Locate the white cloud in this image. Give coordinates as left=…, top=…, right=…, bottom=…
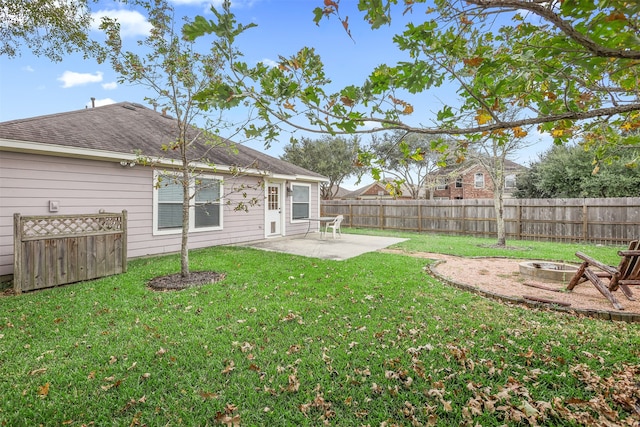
left=102, top=82, right=118, bottom=90
left=169, top=0, right=224, bottom=6
left=258, top=58, right=277, bottom=68
left=22, top=65, right=34, bottom=72
left=86, top=98, right=117, bottom=109
left=362, top=120, right=383, bottom=130
left=92, top=9, right=152, bottom=38
left=58, top=71, right=104, bottom=88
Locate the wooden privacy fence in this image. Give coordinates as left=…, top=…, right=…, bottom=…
left=13, top=211, right=127, bottom=293
left=321, top=198, right=640, bottom=245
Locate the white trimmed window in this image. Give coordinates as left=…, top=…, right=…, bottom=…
left=474, top=173, right=485, bottom=188
left=291, top=183, right=310, bottom=220
left=436, top=178, right=448, bottom=190
left=504, top=174, right=516, bottom=189
left=154, top=172, right=222, bottom=234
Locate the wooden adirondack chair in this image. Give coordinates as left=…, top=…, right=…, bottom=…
left=567, top=240, right=640, bottom=310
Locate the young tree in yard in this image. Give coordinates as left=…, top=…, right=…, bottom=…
left=467, top=140, right=531, bottom=246
left=102, top=0, right=260, bottom=279
left=515, top=144, right=640, bottom=198
left=281, top=136, right=359, bottom=200
left=460, top=105, right=534, bottom=246
left=367, top=130, right=444, bottom=199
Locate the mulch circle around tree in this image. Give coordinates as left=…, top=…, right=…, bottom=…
left=147, top=271, right=226, bottom=291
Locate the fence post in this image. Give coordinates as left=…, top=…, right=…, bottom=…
left=13, top=213, right=22, bottom=294
left=121, top=210, right=128, bottom=273
left=462, top=202, right=466, bottom=235
left=582, top=202, right=588, bottom=242
left=516, top=203, right=522, bottom=240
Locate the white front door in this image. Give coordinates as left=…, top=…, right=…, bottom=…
left=265, top=182, right=283, bottom=236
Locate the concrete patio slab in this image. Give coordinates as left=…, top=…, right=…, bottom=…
left=236, top=233, right=407, bottom=261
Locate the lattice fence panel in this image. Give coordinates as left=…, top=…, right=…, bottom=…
left=13, top=211, right=127, bottom=293
left=20, top=214, right=124, bottom=240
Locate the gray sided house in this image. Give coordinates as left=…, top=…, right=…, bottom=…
left=0, top=102, right=327, bottom=280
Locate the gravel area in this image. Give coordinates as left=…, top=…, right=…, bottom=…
left=382, top=250, right=640, bottom=315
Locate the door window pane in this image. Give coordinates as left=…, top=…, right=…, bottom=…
left=268, top=186, right=279, bottom=210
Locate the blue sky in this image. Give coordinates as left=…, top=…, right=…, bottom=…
left=0, top=0, right=551, bottom=189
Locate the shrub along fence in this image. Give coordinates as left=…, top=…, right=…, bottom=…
left=13, top=211, right=127, bottom=293
left=321, top=198, right=640, bottom=245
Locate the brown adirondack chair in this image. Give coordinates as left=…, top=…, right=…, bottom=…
left=567, top=240, right=640, bottom=310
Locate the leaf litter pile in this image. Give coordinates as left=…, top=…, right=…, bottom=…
left=147, top=270, right=226, bottom=290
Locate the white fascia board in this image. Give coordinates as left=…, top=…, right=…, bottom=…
left=1, top=138, right=131, bottom=161
left=271, top=172, right=328, bottom=183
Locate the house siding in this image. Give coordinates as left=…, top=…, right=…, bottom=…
left=0, top=151, right=318, bottom=278
left=432, top=164, right=523, bottom=200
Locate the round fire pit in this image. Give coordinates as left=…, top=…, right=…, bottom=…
left=519, top=261, right=579, bottom=283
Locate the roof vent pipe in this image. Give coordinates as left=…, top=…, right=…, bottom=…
left=91, top=97, right=95, bottom=108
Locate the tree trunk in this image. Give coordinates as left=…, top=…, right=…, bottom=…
left=181, top=165, right=190, bottom=278
left=494, top=187, right=506, bottom=247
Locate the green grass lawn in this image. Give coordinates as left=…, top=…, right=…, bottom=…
left=1, top=232, right=638, bottom=426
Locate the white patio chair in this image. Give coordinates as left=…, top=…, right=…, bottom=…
left=325, top=215, right=344, bottom=239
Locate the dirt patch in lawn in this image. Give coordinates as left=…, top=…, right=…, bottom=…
left=381, top=249, right=640, bottom=319
left=147, top=271, right=226, bottom=291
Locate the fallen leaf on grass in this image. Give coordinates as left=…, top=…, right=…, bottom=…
left=287, top=344, right=301, bottom=354
left=101, top=379, right=122, bottom=391
left=238, top=342, right=254, bottom=353
left=214, top=403, right=240, bottom=426
left=280, top=312, right=298, bottom=322
left=287, top=374, right=300, bottom=392
left=519, top=401, right=539, bottom=417
left=120, top=396, right=146, bottom=413
left=221, top=360, right=235, bottom=375
left=199, top=391, right=219, bottom=399
left=37, top=382, right=50, bottom=397
left=29, top=368, right=47, bottom=376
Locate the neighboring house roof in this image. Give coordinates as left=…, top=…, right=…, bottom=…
left=0, top=102, right=326, bottom=181
left=332, top=186, right=352, bottom=199
left=342, top=180, right=413, bottom=199
left=432, top=158, right=525, bottom=177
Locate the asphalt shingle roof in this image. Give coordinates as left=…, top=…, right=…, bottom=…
left=0, top=102, right=325, bottom=179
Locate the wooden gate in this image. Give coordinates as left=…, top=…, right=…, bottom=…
left=13, top=211, right=127, bottom=293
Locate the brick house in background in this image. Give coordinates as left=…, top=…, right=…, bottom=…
left=431, top=159, right=526, bottom=200
left=341, top=180, right=416, bottom=200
